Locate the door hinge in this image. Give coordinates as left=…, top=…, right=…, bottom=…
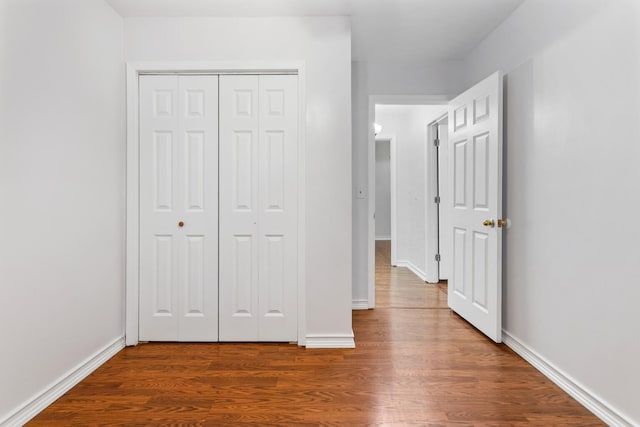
left=435, top=254, right=441, bottom=262
left=433, top=138, right=440, bottom=147
left=434, top=196, right=440, bottom=204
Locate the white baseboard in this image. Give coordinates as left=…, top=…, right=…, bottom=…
left=502, top=331, right=633, bottom=427
left=1, top=336, right=125, bottom=427
left=375, top=237, right=391, bottom=241
left=305, top=332, right=355, bottom=348
left=395, top=260, right=427, bottom=282
left=352, top=298, right=369, bottom=310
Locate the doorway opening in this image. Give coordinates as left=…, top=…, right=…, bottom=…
left=367, top=72, right=505, bottom=343
left=368, top=97, right=450, bottom=308
left=374, top=135, right=396, bottom=264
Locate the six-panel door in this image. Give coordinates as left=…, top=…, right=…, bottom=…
left=139, top=75, right=219, bottom=341
left=219, top=75, right=299, bottom=342
left=447, top=71, right=503, bottom=343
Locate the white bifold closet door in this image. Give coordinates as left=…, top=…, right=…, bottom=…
left=139, top=75, right=219, bottom=342
left=219, top=75, right=299, bottom=342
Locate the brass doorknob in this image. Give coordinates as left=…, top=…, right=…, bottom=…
left=483, top=219, right=495, bottom=227
left=497, top=219, right=507, bottom=228
left=178, top=221, right=185, bottom=227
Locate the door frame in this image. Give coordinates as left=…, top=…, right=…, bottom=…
left=366, top=95, right=450, bottom=309
left=374, top=135, right=397, bottom=266
left=426, top=113, right=449, bottom=283
left=125, top=61, right=307, bottom=346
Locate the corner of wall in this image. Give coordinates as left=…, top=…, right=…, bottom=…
left=1, top=337, right=125, bottom=427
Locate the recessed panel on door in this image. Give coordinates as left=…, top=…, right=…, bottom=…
left=153, top=235, right=174, bottom=316
left=265, top=131, right=285, bottom=211
left=473, top=133, right=490, bottom=210
left=453, top=228, right=466, bottom=298
left=454, top=140, right=468, bottom=208
left=263, top=234, right=285, bottom=317
left=233, top=131, right=254, bottom=211
left=154, top=131, right=174, bottom=211
left=185, top=131, right=205, bottom=211
left=184, top=235, right=205, bottom=315
left=232, top=234, right=254, bottom=317
left=472, top=231, right=489, bottom=312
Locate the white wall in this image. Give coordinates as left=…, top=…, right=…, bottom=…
left=0, top=0, right=125, bottom=422
left=375, top=105, right=445, bottom=278
left=124, top=17, right=353, bottom=343
left=466, top=0, right=640, bottom=424
left=374, top=141, right=391, bottom=239
left=352, top=60, right=465, bottom=302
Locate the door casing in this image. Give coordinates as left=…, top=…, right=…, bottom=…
left=125, top=61, right=307, bottom=346
left=373, top=136, right=396, bottom=266
left=426, top=113, right=450, bottom=283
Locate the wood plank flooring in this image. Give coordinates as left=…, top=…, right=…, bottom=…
left=374, top=240, right=449, bottom=309
left=28, top=241, right=602, bottom=426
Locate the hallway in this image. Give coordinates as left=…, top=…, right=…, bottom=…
left=375, top=240, right=448, bottom=309
left=28, top=243, right=602, bottom=425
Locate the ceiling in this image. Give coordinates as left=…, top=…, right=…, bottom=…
left=105, top=0, right=525, bottom=62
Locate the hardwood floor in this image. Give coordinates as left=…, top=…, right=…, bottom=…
left=28, top=241, right=602, bottom=426
left=375, top=240, right=448, bottom=309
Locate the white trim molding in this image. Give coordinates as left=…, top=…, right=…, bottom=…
left=370, top=133, right=397, bottom=307
left=125, top=61, right=307, bottom=347
left=305, top=332, right=356, bottom=348
left=1, top=337, right=125, bottom=427
left=375, top=237, right=391, bottom=241
left=503, top=331, right=634, bottom=427
left=352, top=299, right=370, bottom=310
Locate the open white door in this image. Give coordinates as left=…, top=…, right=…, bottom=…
left=447, top=71, right=503, bottom=343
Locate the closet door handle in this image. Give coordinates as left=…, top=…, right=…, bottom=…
left=178, top=221, right=185, bottom=227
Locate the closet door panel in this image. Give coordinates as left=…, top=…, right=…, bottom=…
left=258, top=75, right=298, bottom=342
left=140, top=76, right=180, bottom=341
left=176, top=75, right=219, bottom=341
left=139, top=75, right=219, bottom=342
left=219, top=75, right=260, bottom=341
